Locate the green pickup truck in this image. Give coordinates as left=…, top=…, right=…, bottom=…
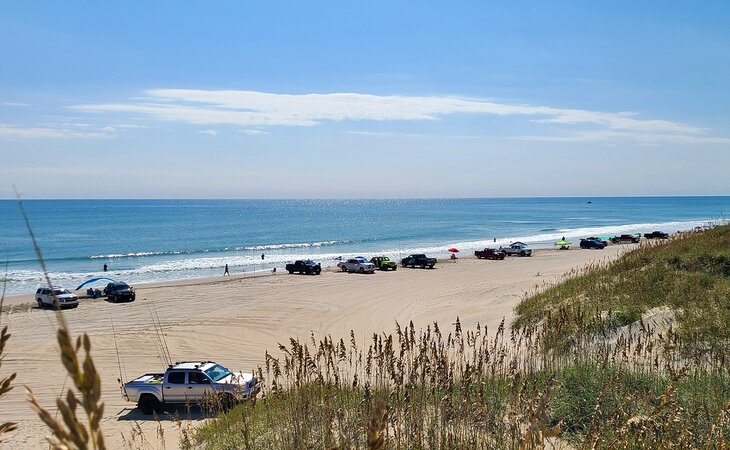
left=370, top=256, right=398, bottom=271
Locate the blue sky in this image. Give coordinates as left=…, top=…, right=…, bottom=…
left=1, top=1, right=729, bottom=198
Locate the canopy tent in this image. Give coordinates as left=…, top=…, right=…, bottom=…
left=75, top=277, right=116, bottom=291
left=554, top=240, right=571, bottom=250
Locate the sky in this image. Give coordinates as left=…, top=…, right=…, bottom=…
left=1, top=1, right=729, bottom=198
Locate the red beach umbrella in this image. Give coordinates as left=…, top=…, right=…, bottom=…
left=448, top=248, right=459, bottom=253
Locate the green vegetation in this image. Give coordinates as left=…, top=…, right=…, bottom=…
left=193, top=227, right=730, bottom=449
left=514, top=226, right=730, bottom=355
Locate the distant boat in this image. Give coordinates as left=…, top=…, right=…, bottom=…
left=586, top=199, right=592, bottom=204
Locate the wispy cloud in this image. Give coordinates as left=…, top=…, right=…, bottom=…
left=238, top=129, right=269, bottom=136
left=3, top=102, right=31, bottom=107
left=0, top=124, right=116, bottom=139
left=513, top=130, right=730, bottom=145
left=198, top=129, right=219, bottom=136
left=71, top=89, right=705, bottom=136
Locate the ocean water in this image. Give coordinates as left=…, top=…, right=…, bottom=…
left=1, top=197, right=728, bottom=296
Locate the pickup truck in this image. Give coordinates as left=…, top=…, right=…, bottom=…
left=474, top=248, right=506, bottom=260
left=338, top=257, right=376, bottom=273
left=401, top=254, right=436, bottom=269
left=122, top=361, right=259, bottom=414
left=611, top=234, right=641, bottom=244
left=285, top=260, right=322, bottom=275
left=644, top=231, right=669, bottom=239
left=500, top=242, right=533, bottom=257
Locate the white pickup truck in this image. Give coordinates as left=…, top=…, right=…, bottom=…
left=338, top=256, right=377, bottom=273
left=122, top=361, right=259, bottom=414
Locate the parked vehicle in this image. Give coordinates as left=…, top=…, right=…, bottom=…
left=36, top=287, right=79, bottom=309
left=104, top=281, right=136, bottom=302
left=611, top=234, right=640, bottom=244
left=580, top=238, right=607, bottom=249
left=370, top=256, right=397, bottom=271
left=339, top=257, right=376, bottom=273
left=474, top=248, right=506, bottom=260
left=122, top=361, right=259, bottom=414
left=644, top=231, right=669, bottom=239
left=501, top=242, right=533, bottom=257
left=285, top=260, right=322, bottom=275
left=401, top=254, right=437, bottom=269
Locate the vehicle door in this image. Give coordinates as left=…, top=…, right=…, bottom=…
left=186, top=371, right=214, bottom=402
left=163, top=371, right=188, bottom=402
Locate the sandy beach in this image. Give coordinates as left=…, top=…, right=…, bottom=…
left=0, top=247, right=627, bottom=449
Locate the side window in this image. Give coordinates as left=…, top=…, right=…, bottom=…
left=167, top=372, right=185, bottom=384
left=188, top=372, right=208, bottom=384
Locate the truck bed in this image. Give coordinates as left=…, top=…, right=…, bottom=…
left=129, top=373, right=164, bottom=384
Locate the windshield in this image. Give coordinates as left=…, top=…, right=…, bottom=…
left=53, top=289, right=71, bottom=295
left=204, top=364, right=233, bottom=382
left=113, top=283, right=129, bottom=289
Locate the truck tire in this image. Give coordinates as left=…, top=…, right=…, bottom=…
left=139, top=394, right=161, bottom=415
left=37, top=299, right=43, bottom=308
left=520, top=251, right=526, bottom=256
left=420, top=263, right=425, bottom=269
left=359, top=267, right=364, bottom=273
left=288, top=269, right=293, bottom=274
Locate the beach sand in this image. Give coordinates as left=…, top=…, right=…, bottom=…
left=0, top=246, right=626, bottom=449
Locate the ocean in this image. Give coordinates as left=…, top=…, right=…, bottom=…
left=1, top=197, right=728, bottom=296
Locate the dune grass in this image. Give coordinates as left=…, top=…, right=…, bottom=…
left=514, top=226, right=730, bottom=355
left=193, top=228, right=730, bottom=449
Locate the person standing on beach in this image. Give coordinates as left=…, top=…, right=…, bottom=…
left=261, top=253, right=265, bottom=260
left=223, top=264, right=230, bottom=276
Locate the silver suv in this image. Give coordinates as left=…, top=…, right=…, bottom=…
left=36, top=287, right=79, bottom=309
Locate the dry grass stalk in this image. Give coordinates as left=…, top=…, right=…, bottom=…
left=17, top=197, right=106, bottom=449
left=0, top=263, right=18, bottom=441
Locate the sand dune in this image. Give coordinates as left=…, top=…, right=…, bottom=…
left=0, top=247, right=626, bottom=449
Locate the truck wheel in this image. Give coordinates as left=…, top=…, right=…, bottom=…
left=139, top=395, right=161, bottom=415
left=520, top=251, right=526, bottom=256
left=37, top=299, right=43, bottom=308
left=392, top=266, right=396, bottom=271
left=288, top=269, right=293, bottom=274
left=359, top=267, right=364, bottom=274
left=420, top=264, right=425, bottom=269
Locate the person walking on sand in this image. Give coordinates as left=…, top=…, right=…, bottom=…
left=223, top=264, right=230, bottom=276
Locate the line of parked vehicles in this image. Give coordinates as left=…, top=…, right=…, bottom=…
left=35, top=281, right=136, bottom=309
left=281, top=231, right=673, bottom=277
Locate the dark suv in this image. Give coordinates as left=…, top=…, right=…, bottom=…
left=104, top=282, right=136, bottom=303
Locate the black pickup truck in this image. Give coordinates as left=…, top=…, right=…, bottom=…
left=285, top=260, right=322, bottom=275
left=644, top=231, right=669, bottom=239
left=401, top=254, right=436, bottom=269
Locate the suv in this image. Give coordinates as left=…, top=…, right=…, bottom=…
left=580, top=238, right=607, bottom=249
left=36, top=287, right=79, bottom=309
left=338, top=257, right=376, bottom=273
left=104, top=282, right=136, bottom=303
left=370, top=256, right=397, bottom=271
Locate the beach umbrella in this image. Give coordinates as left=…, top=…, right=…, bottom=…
left=75, top=277, right=116, bottom=291
left=448, top=248, right=459, bottom=253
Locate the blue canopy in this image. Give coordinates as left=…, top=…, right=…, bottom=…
left=75, top=277, right=116, bottom=291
